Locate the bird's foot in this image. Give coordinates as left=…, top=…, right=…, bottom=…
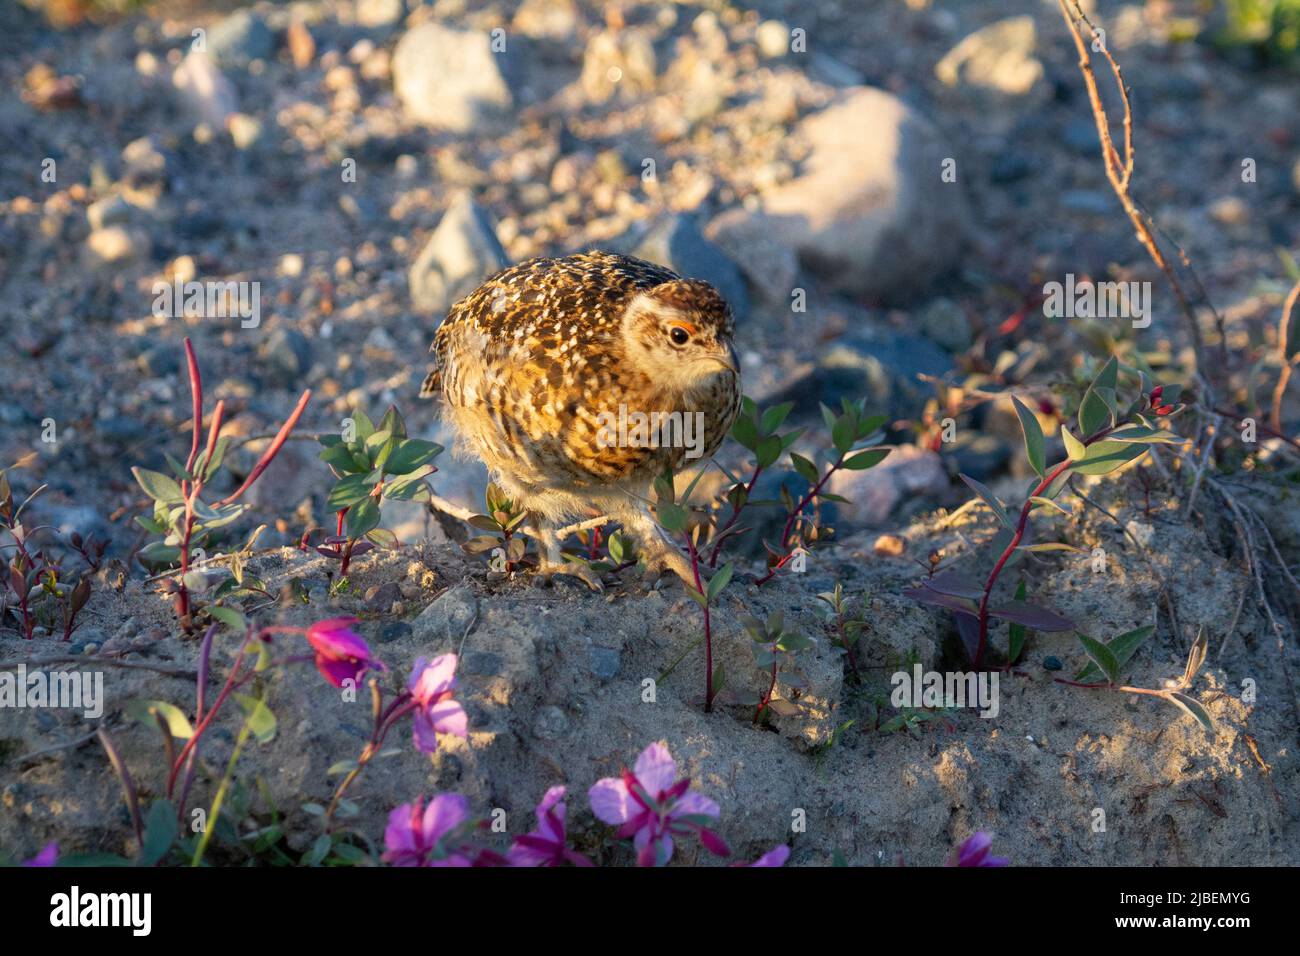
left=535, top=556, right=605, bottom=592
left=639, top=544, right=698, bottom=590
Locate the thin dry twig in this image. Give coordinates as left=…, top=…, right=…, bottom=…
left=1057, top=0, right=1209, bottom=385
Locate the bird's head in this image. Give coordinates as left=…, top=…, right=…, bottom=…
left=619, top=278, right=739, bottom=394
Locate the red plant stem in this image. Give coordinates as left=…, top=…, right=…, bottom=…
left=167, top=636, right=251, bottom=797
left=707, top=463, right=763, bottom=568
left=973, top=424, right=1114, bottom=668
left=202, top=400, right=225, bottom=472
left=754, top=455, right=846, bottom=585
left=340, top=539, right=354, bottom=576
left=686, top=535, right=715, bottom=713
left=219, top=389, right=312, bottom=505
left=755, top=660, right=778, bottom=722
left=182, top=338, right=204, bottom=476
left=335, top=509, right=346, bottom=537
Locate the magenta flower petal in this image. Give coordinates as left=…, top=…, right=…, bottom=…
left=954, top=831, right=1008, bottom=867
left=672, top=791, right=721, bottom=821
left=588, top=778, right=633, bottom=825
left=748, top=844, right=791, bottom=867
left=633, top=742, right=677, bottom=797
left=305, top=617, right=383, bottom=688
left=22, top=841, right=58, bottom=867
left=428, top=698, right=468, bottom=737
left=422, top=793, right=469, bottom=845
left=409, top=654, right=458, bottom=702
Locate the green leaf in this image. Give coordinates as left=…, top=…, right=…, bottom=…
left=234, top=694, right=277, bottom=744
left=1078, top=389, right=1111, bottom=438
left=1074, top=624, right=1155, bottom=683
left=384, top=439, right=443, bottom=476
left=790, top=452, right=820, bottom=485
left=208, top=606, right=246, bottom=632
left=1061, top=425, right=1087, bottom=462
left=327, top=474, right=372, bottom=509
left=346, top=498, right=381, bottom=539
left=1029, top=496, right=1072, bottom=516
left=383, top=467, right=435, bottom=501
left=139, top=800, right=178, bottom=867
left=126, top=700, right=194, bottom=739
left=302, top=834, right=332, bottom=866
left=959, top=474, right=1012, bottom=529
left=1012, top=396, right=1046, bottom=476
left=1077, top=633, right=1120, bottom=684
left=731, top=414, right=758, bottom=451
left=819, top=402, right=837, bottom=433
left=756, top=435, right=783, bottom=469
left=132, top=468, right=185, bottom=504
left=842, top=448, right=890, bottom=470
left=365, top=528, right=400, bottom=550
left=378, top=405, right=407, bottom=440
left=327, top=759, right=360, bottom=776
left=831, top=415, right=854, bottom=454
left=706, top=562, right=734, bottom=601
left=1164, top=692, right=1215, bottom=736
left=655, top=502, right=688, bottom=534
left=760, top=402, right=794, bottom=435
left=320, top=443, right=360, bottom=473
left=349, top=410, right=375, bottom=443
left=1107, top=426, right=1185, bottom=445
left=988, top=603, right=1074, bottom=631
left=1072, top=440, right=1148, bottom=475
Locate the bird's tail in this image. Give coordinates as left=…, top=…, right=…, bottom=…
left=419, top=368, right=440, bottom=399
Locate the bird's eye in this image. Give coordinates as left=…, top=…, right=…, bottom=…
left=669, top=326, right=690, bottom=346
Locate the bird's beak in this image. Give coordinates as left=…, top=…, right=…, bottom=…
left=699, top=347, right=738, bottom=376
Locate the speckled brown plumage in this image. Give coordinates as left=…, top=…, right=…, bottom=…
left=421, top=250, right=742, bottom=587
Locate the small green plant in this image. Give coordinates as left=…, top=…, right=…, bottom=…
left=741, top=610, right=814, bottom=723
left=1214, top=0, right=1300, bottom=63
left=814, top=582, right=865, bottom=678
left=1058, top=625, right=1215, bottom=734
left=906, top=355, right=1188, bottom=669
left=315, top=405, right=442, bottom=577
left=461, top=482, right=529, bottom=572
left=1, top=462, right=95, bottom=641
left=134, top=338, right=311, bottom=632
left=713, top=397, right=891, bottom=581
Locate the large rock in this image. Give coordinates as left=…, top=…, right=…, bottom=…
left=207, top=10, right=276, bottom=67
left=709, top=87, right=971, bottom=303
left=935, top=16, right=1045, bottom=98
left=633, top=214, right=750, bottom=322
left=392, top=23, right=515, bottom=132
left=408, top=191, right=509, bottom=313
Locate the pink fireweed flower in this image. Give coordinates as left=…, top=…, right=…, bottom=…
left=508, top=786, right=593, bottom=867
left=305, top=617, right=385, bottom=688
left=407, top=654, right=467, bottom=754
left=588, top=742, right=730, bottom=867
left=22, top=841, right=58, bottom=867
left=951, top=832, right=1009, bottom=867
left=383, top=794, right=476, bottom=867
left=742, top=844, right=791, bottom=867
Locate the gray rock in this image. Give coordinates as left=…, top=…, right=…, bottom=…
left=172, top=50, right=238, bottom=128
left=633, top=214, right=749, bottom=321
left=408, top=190, right=509, bottom=313
left=827, top=444, right=948, bottom=526
left=87, top=196, right=132, bottom=232
left=364, top=581, right=402, bottom=613
left=356, top=0, right=405, bottom=29
left=257, top=326, right=312, bottom=384
left=709, top=87, right=970, bottom=303
left=208, top=10, right=276, bottom=67
left=951, top=433, right=1011, bottom=482
left=589, top=646, right=622, bottom=681
left=915, top=297, right=971, bottom=353
left=86, top=226, right=149, bottom=264
left=935, top=16, right=1044, bottom=98
left=411, top=584, right=478, bottom=646
left=392, top=23, right=515, bottom=132
left=376, top=620, right=413, bottom=644
left=462, top=651, right=504, bottom=676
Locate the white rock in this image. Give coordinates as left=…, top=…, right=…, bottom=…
left=408, top=190, right=509, bottom=313
left=392, top=23, right=513, bottom=132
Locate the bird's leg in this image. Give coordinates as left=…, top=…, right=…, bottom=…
left=617, top=507, right=697, bottom=588
left=533, top=517, right=604, bottom=591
